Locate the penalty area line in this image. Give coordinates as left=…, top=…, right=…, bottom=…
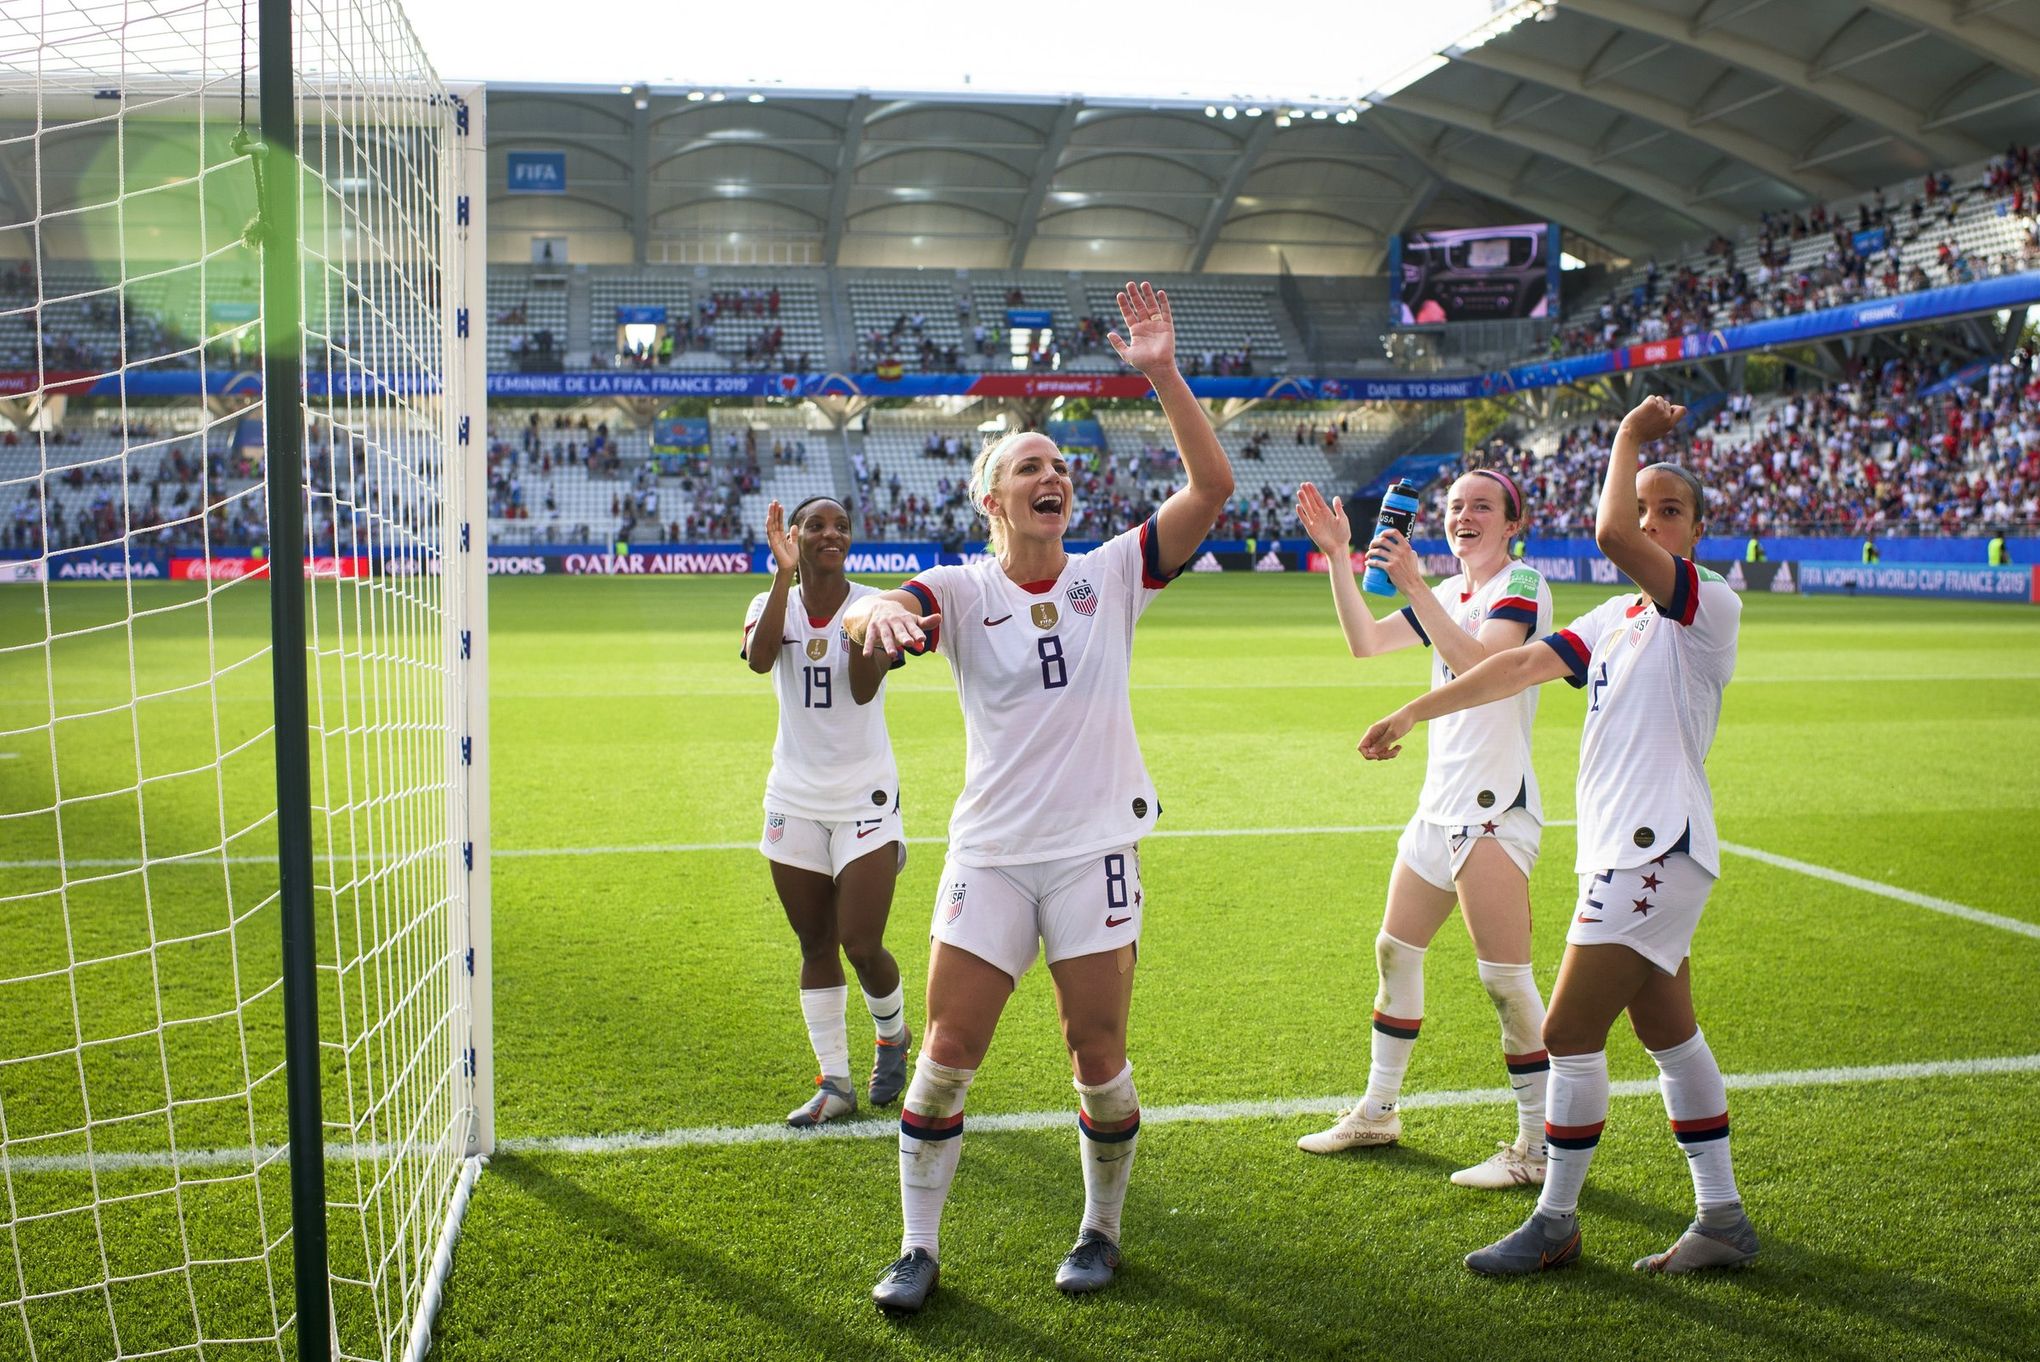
left=10, top=1054, right=2037, bottom=1173
left=1721, top=840, right=2040, bottom=941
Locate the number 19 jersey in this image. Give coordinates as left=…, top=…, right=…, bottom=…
left=742, top=581, right=900, bottom=822
left=903, top=516, right=1180, bottom=867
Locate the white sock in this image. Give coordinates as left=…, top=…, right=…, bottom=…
left=899, top=1054, right=974, bottom=1260
left=1648, top=1029, right=1741, bottom=1221
left=863, top=985, right=907, bottom=1042
left=798, top=985, right=850, bottom=1082
left=1476, top=959, right=1549, bottom=1155
left=1536, top=1050, right=1608, bottom=1219
left=1364, top=932, right=1426, bottom=1119
left=1074, top=1062, right=1140, bottom=1244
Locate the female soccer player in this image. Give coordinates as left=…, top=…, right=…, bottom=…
left=743, top=495, right=912, bottom=1128
left=1360, top=395, right=1757, bottom=1276
left=1292, top=470, right=1555, bottom=1189
left=845, top=282, right=1233, bottom=1314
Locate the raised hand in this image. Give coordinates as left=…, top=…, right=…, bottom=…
left=1106, top=280, right=1176, bottom=378
left=764, top=500, right=799, bottom=575
left=1295, top=482, right=1352, bottom=555
left=1620, top=394, right=1687, bottom=444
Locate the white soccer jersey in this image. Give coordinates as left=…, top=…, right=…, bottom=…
left=742, top=581, right=901, bottom=822
left=1541, top=556, right=1740, bottom=876
left=1399, top=563, right=1552, bottom=826
left=902, top=516, right=1181, bottom=867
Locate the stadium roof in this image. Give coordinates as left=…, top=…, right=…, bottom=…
left=475, top=0, right=2040, bottom=272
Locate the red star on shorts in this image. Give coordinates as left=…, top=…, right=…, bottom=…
left=1632, top=898, right=1654, bottom=915
left=1651, top=851, right=1673, bottom=867
left=1640, top=873, right=1662, bottom=891
left=1481, top=820, right=1499, bottom=835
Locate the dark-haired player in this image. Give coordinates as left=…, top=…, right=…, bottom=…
left=743, top=495, right=912, bottom=1127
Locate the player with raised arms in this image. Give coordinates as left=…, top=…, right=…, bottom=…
left=1359, top=395, right=1757, bottom=1276
left=742, top=495, right=913, bottom=1128
left=1291, top=469, right=1555, bottom=1189
left=845, top=281, right=1233, bottom=1315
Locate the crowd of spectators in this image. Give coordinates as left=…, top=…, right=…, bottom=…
left=1552, top=146, right=2040, bottom=360
left=1426, top=348, right=2040, bottom=540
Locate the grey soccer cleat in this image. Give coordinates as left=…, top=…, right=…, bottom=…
left=1054, top=1230, right=1122, bottom=1295
left=872, top=1247, right=939, bottom=1315
left=869, top=1024, right=912, bottom=1106
left=786, top=1075, right=856, bottom=1128
left=1634, top=1209, right=1759, bottom=1274
left=1464, top=1210, right=1583, bottom=1276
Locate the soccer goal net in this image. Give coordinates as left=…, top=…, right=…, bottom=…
left=0, top=2, right=489, bottom=1359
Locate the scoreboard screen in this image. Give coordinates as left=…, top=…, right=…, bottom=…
left=1390, top=222, right=1560, bottom=326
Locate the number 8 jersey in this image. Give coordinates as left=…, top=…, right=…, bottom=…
left=742, top=581, right=901, bottom=821
left=903, top=516, right=1180, bottom=867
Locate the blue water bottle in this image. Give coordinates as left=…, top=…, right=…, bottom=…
left=1362, top=479, right=1421, bottom=596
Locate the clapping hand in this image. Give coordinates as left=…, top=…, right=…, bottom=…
left=764, top=500, right=799, bottom=576
left=1106, top=281, right=1176, bottom=378
left=1296, top=482, right=1352, bottom=556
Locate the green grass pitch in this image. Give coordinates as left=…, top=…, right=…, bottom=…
left=4, top=574, right=2038, bottom=1361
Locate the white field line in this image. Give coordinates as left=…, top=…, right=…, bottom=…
left=485, top=672, right=2040, bottom=700
left=9, top=1053, right=2037, bottom=1173
left=5, top=824, right=2034, bottom=946
left=1720, top=841, right=2040, bottom=941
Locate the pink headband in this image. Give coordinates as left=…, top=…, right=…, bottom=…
left=1467, top=468, right=1523, bottom=520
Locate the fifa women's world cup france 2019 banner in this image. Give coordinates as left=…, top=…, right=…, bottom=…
left=1796, top=561, right=2037, bottom=602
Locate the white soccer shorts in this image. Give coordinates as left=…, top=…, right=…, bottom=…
left=760, top=809, right=907, bottom=879
left=1565, top=851, right=1715, bottom=975
left=1396, top=808, right=1540, bottom=893
left=929, top=845, right=1143, bottom=982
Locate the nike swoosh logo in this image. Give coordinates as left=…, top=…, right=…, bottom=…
left=856, top=821, right=882, bottom=838
left=1095, top=1150, right=1133, bottom=1163
left=1575, top=914, right=1601, bottom=924
left=983, top=614, right=1011, bottom=626
left=1105, top=915, right=1131, bottom=927
left=1510, top=1081, right=1532, bottom=1091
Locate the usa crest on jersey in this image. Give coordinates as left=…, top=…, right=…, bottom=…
left=1067, top=579, right=1098, bottom=617
left=944, top=880, right=967, bottom=923
left=765, top=812, right=786, bottom=843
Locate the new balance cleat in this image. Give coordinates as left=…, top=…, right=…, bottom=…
left=872, top=1248, right=939, bottom=1314
left=1054, top=1231, right=1121, bottom=1294
left=869, top=1024, right=912, bottom=1106
left=1464, top=1210, right=1582, bottom=1276
left=787, top=1075, right=856, bottom=1128
left=1634, top=1210, right=1759, bottom=1274
left=1296, top=1102, right=1401, bottom=1154
left=1450, top=1139, right=1548, bottom=1190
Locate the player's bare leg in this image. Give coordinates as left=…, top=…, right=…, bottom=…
left=1453, top=840, right=1548, bottom=1188
left=835, top=843, right=910, bottom=1104
left=771, top=862, right=856, bottom=1127
left=1048, top=946, right=1138, bottom=1293
left=1626, top=962, right=1756, bottom=1273
left=1469, top=943, right=1651, bottom=1274
left=876, top=943, right=1013, bottom=1315
left=1301, top=861, right=1453, bottom=1153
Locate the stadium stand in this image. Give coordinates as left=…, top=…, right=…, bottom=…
left=1552, top=149, right=2039, bottom=361
left=846, top=273, right=971, bottom=372
left=487, top=270, right=569, bottom=371
left=1431, top=352, right=2038, bottom=539
left=1083, top=281, right=1287, bottom=375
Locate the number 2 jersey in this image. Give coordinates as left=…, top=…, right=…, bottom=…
left=741, top=581, right=900, bottom=821
left=1399, top=563, right=1553, bottom=826
left=902, top=516, right=1181, bottom=867
left=1540, top=556, right=1740, bottom=876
